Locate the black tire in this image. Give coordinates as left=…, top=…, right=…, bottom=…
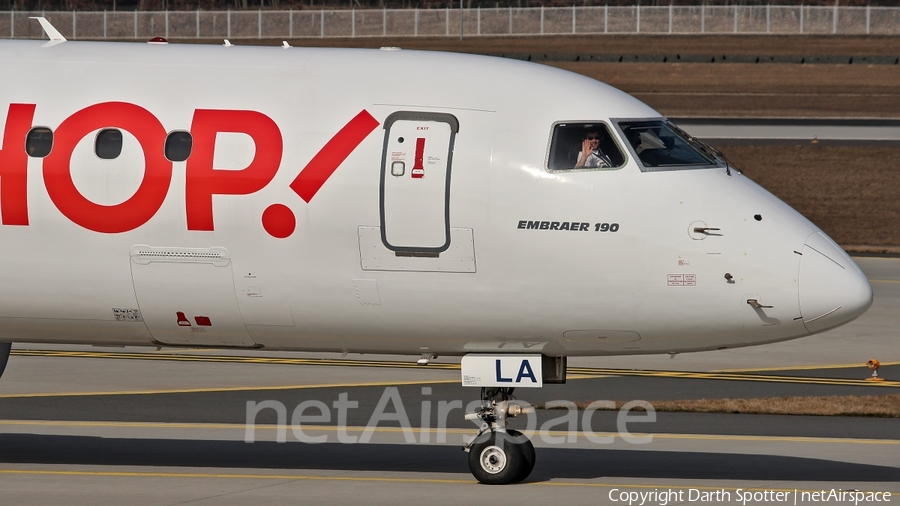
left=505, top=429, right=536, bottom=483
left=467, top=430, right=523, bottom=485
left=0, top=342, right=10, bottom=380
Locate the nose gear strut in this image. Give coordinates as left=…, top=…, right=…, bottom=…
left=463, top=387, right=536, bottom=484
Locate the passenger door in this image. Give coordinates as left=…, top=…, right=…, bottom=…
left=380, top=111, right=459, bottom=254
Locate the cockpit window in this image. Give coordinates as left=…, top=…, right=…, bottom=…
left=547, top=122, right=626, bottom=171
left=615, top=120, right=719, bottom=171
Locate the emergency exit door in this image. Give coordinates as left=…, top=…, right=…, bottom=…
left=380, top=111, right=459, bottom=253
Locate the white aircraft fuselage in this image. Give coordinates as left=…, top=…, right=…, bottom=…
left=0, top=39, right=872, bottom=358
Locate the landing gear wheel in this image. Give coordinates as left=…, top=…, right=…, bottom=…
left=467, top=431, right=523, bottom=485
left=506, top=429, right=536, bottom=483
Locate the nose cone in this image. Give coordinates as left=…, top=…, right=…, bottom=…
left=799, top=232, right=873, bottom=334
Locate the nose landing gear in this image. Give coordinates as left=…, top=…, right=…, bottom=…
left=463, top=387, right=536, bottom=484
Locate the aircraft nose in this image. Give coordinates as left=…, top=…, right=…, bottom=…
left=798, top=232, right=873, bottom=334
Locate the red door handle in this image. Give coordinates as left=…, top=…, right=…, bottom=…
left=412, top=137, right=425, bottom=178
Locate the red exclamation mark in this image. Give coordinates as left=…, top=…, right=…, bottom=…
left=411, top=138, right=425, bottom=179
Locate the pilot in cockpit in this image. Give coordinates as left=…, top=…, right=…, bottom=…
left=574, top=129, right=614, bottom=168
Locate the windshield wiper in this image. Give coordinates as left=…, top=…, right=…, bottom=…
left=668, top=121, right=740, bottom=176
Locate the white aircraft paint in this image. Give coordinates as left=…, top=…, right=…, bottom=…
left=0, top=36, right=872, bottom=360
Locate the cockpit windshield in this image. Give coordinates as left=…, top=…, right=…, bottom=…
left=547, top=122, right=627, bottom=171
left=615, top=120, right=720, bottom=170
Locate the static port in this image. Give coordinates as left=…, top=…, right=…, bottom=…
left=754, top=214, right=763, bottom=221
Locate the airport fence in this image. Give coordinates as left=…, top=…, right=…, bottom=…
left=2, top=5, right=900, bottom=40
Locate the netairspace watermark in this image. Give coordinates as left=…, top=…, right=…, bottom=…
left=609, top=488, right=892, bottom=505
left=243, top=386, right=656, bottom=445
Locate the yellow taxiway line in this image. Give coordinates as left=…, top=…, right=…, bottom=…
left=566, top=367, right=900, bottom=387
left=1, top=419, right=897, bottom=446
left=0, top=468, right=896, bottom=494
left=10, top=349, right=462, bottom=370
left=715, top=361, right=900, bottom=373
left=8, top=350, right=899, bottom=395
left=0, top=379, right=460, bottom=399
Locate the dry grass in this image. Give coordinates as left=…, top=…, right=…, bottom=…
left=201, top=34, right=900, bottom=117
left=720, top=145, right=900, bottom=246
left=202, top=36, right=900, bottom=244
left=547, top=62, right=900, bottom=117
left=545, top=395, right=900, bottom=417
left=551, top=61, right=900, bottom=95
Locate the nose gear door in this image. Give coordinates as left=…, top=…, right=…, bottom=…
left=379, top=111, right=459, bottom=254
